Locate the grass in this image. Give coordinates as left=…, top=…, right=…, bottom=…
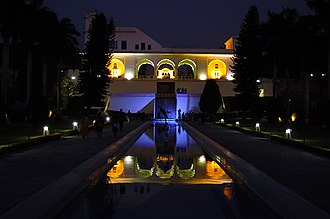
left=216, top=118, right=330, bottom=153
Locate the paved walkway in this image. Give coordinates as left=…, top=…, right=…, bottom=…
left=1, top=120, right=330, bottom=218
left=185, top=121, right=330, bottom=217
left=0, top=121, right=143, bottom=216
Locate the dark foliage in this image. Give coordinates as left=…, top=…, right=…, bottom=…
left=77, top=12, right=115, bottom=108
left=27, top=93, right=49, bottom=126
left=66, top=96, right=84, bottom=120
left=231, top=5, right=261, bottom=113
left=199, top=79, right=222, bottom=114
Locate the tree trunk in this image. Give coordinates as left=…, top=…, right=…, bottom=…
left=42, top=60, right=48, bottom=97
left=1, top=36, right=10, bottom=111
left=303, top=76, right=309, bottom=126
left=285, top=68, right=291, bottom=126
left=272, top=60, right=278, bottom=100
left=328, top=36, right=330, bottom=100
left=26, top=47, right=33, bottom=107
left=57, top=66, right=62, bottom=116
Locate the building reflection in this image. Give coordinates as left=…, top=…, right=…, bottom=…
left=106, top=122, right=231, bottom=184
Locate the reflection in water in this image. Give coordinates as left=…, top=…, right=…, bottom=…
left=106, top=121, right=231, bottom=184
left=102, top=122, right=281, bottom=219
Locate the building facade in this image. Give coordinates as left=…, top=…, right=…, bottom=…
left=78, top=14, right=273, bottom=119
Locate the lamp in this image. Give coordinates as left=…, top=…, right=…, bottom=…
left=43, top=126, right=50, bottom=136
left=255, top=123, right=260, bottom=132
left=72, top=122, right=78, bottom=130
left=285, top=129, right=292, bottom=139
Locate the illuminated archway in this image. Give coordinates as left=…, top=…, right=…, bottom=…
left=107, top=59, right=125, bottom=78
left=134, top=157, right=154, bottom=178
left=208, top=60, right=226, bottom=79
left=156, top=59, right=175, bottom=79
left=107, top=159, right=124, bottom=178
left=178, top=59, right=197, bottom=79
left=136, top=59, right=155, bottom=78
left=206, top=161, right=226, bottom=179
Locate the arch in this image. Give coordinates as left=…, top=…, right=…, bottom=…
left=107, top=58, right=125, bottom=78
left=178, top=59, right=197, bottom=79
left=156, top=59, right=176, bottom=79
left=106, top=159, right=124, bottom=178
left=135, top=59, right=155, bottom=78
left=208, top=60, right=226, bottom=79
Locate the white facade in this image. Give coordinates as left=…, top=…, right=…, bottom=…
left=81, top=14, right=273, bottom=118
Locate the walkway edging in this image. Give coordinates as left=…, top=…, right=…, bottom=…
left=182, top=121, right=330, bottom=219
left=1, top=121, right=151, bottom=219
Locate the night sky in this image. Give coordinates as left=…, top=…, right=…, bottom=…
left=43, top=0, right=312, bottom=49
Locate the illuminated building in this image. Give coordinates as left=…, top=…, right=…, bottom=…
left=79, top=13, right=273, bottom=119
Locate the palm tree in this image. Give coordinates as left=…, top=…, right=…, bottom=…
left=307, top=0, right=330, bottom=125
left=0, top=0, right=26, bottom=123
left=261, top=8, right=302, bottom=124
left=36, top=14, right=80, bottom=114
left=20, top=0, right=52, bottom=107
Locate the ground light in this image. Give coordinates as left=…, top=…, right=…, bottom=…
left=255, top=123, right=260, bottom=132
left=106, top=116, right=110, bottom=123
left=220, top=119, right=225, bottom=124
left=72, top=122, right=78, bottom=130
left=43, top=126, right=50, bottom=136
left=235, top=121, right=240, bottom=127
left=285, top=128, right=292, bottom=139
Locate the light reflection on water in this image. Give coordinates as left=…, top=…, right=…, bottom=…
left=103, top=122, right=280, bottom=219
left=106, top=121, right=232, bottom=185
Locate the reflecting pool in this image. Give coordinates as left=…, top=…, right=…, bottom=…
left=104, top=121, right=280, bottom=219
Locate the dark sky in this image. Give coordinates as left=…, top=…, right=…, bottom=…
left=43, top=0, right=312, bottom=49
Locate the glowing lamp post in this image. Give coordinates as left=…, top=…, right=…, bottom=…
left=235, top=121, right=240, bottom=127
left=255, top=123, right=260, bottom=132
left=72, top=122, right=78, bottom=130
left=220, top=119, right=224, bottom=124
left=285, top=129, right=292, bottom=139
left=43, top=126, right=50, bottom=136
left=106, top=116, right=110, bottom=123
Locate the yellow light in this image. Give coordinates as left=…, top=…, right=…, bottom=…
left=198, top=155, right=206, bottom=163
left=206, top=161, right=226, bottom=179
left=199, top=74, right=207, bottom=80
left=291, top=113, right=297, bottom=122
left=107, top=159, right=124, bottom=178
left=48, top=110, right=52, bottom=118
left=278, top=117, right=283, bottom=123
left=223, top=186, right=233, bottom=200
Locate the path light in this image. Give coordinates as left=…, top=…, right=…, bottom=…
left=72, top=122, right=78, bottom=130
left=43, top=126, right=50, bottom=136
left=220, top=119, right=224, bottom=124
left=235, top=121, right=240, bottom=127
left=106, top=116, right=110, bottom=123
left=285, top=129, right=292, bottom=139
left=255, top=123, right=260, bottom=132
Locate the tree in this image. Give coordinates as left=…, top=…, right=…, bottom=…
left=77, top=12, right=115, bottom=108
left=307, top=0, right=330, bottom=125
left=230, top=5, right=262, bottom=117
left=0, top=0, right=26, bottom=125
left=199, top=79, right=222, bottom=122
